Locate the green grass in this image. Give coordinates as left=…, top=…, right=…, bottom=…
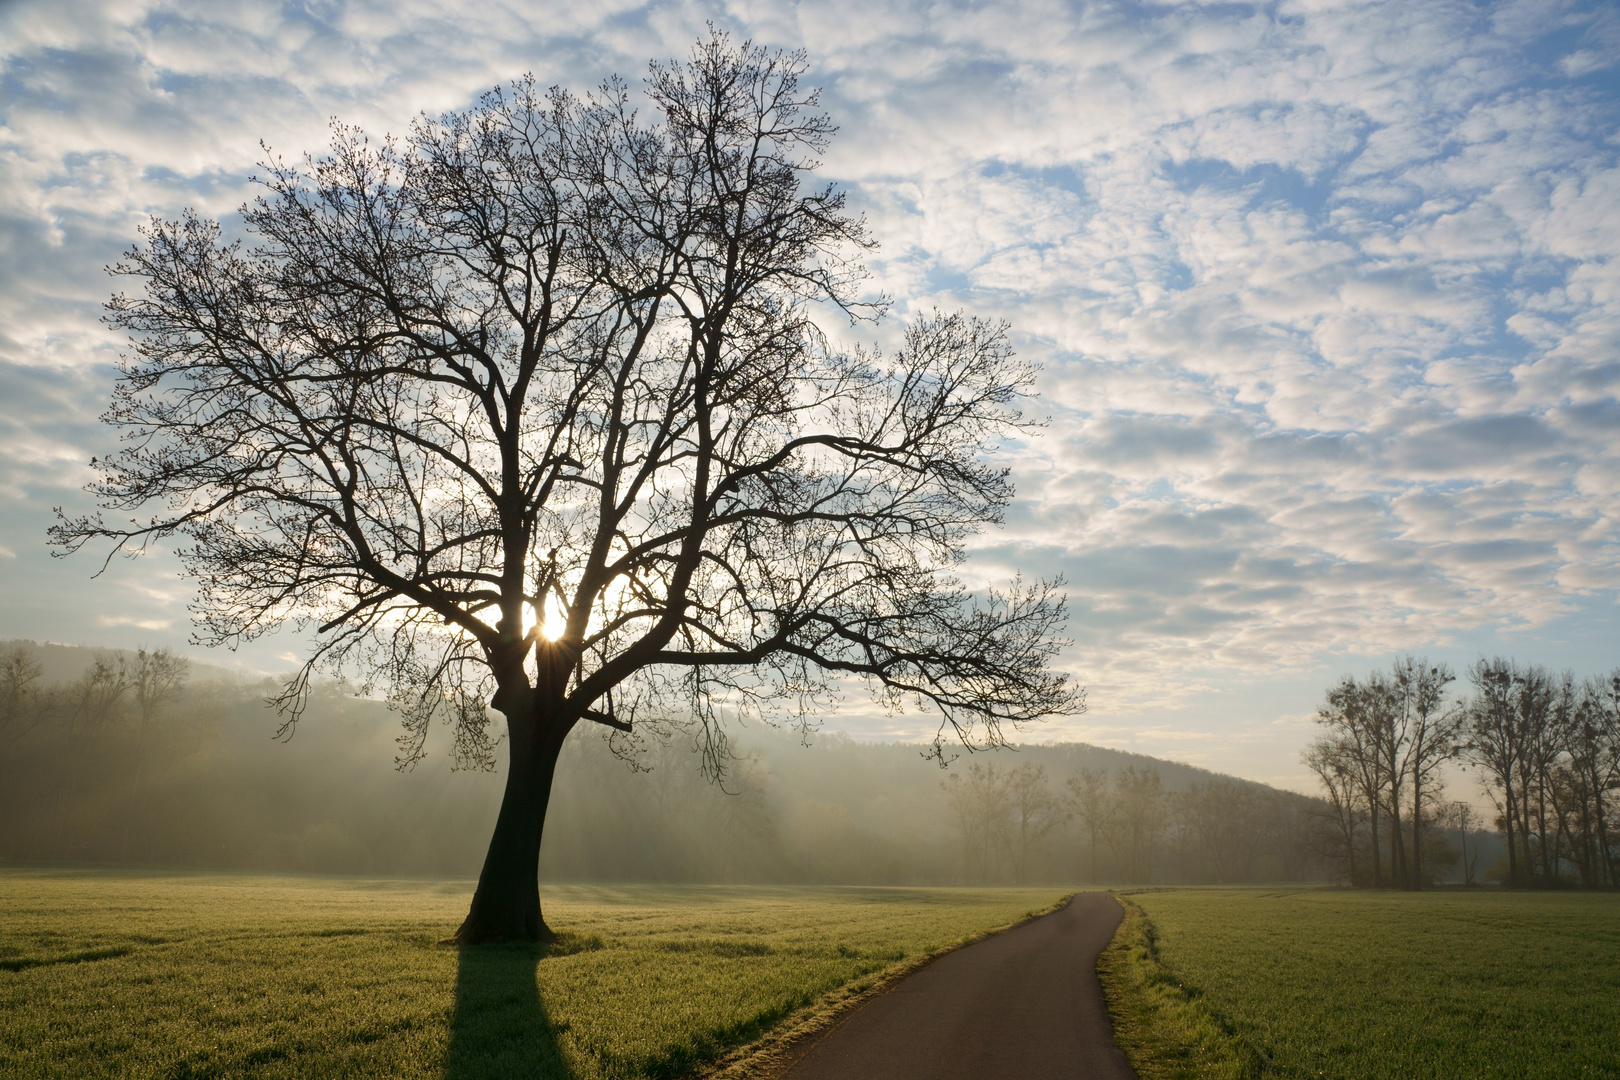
left=1097, top=895, right=1259, bottom=1080
left=0, top=870, right=1067, bottom=1079
left=1106, top=887, right=1620, bottom=1080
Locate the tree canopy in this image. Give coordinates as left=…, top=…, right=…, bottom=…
left=53, top=33, right=1078, bottom=941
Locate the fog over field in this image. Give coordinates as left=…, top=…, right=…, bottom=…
left=2, top=642, right=1361, bottom=885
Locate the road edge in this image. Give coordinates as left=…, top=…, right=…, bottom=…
left=693, top=891, right=1079, bottom=1080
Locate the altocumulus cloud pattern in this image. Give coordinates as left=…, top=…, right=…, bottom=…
left=0, top=0, right=1616, bottom=764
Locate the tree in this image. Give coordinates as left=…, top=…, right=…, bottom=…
left=1446, top=800, right=1480, bottom=886
left=1065, top=767, right=1110, bottom=881
left=50, top=34, right=1076, bottom=942
left=1573, top=673, right=1620, bottom=885
left=1114, top=766, right=1165, bottom=882
left=1006, top=763, right=1065, bottom=883
left=1466, top=658, right=1533, bottom=885
left=133, top=647, right=190, bottom=728
left=1303, top=735, right=1364, bottom=884
left=1391, top=656, right=1459, bottom=890
left=1316, top=675, right=1389, bottom=886
left=1365, top=671, right=1410, bottom=888
left=0, top=645, right=44, bottom=746
left=65, top=654, right=133, bottom=731
left=943, top=762, right=1012, bottom=882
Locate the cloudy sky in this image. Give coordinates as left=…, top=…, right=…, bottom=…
left=2, top=0, right=1616, bottom=789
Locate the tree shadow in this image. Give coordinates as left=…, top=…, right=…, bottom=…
left=444, top=943, right=578, bottom=1080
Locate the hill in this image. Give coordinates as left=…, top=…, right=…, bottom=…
left=0, top=641, right=1331, bottom=884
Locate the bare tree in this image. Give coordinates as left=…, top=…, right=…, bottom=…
left=1446, top=801, right=1481, bottom=885
left=50, top=35, right=1076, bottom=942
left=132, top=647, right=191, bottom=728
left=0, top=645, right=44, bottom=746
left=65, top=654, right=133, bottom=731
left=1363, top=671, right=1412, bottom=888
left=1303, top=736, right=1364, bottom=883
left=1065, top=767, right=1110, bottom=882
left=1114, top=766, right=1165, bottom=883
left=1392, top=656, right=1460, bottom=890
left=1317, top=675, right=1389, bottom=886
left=1006, top=763, right=1065, bottom=883
left=1466, top=658, right=1534, bottom=885
left=943, top=761, right=1012, bottom=882
left=1574, top=673, right=1620, bottom=885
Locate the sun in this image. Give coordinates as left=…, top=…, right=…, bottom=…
left=524, top=596, right=568, bottom=642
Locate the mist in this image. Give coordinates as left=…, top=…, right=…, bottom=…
left=2, top=641, right=1343, bottom=885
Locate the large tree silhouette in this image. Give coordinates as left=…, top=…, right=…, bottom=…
left=52, top=34, right=1077, bottom=943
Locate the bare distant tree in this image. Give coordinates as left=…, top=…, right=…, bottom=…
left=1006, top=763, right=1065, bottom=883
left=943, top=761, right=1013, bottom=882
left=65, top=654, right=133, bottom=731
left=1303, top=735, right=1364, bottom=884
left=1466, top=659, right=1530, bottom=885
left=1445, top=801, right=1481, bottom=885
left=1114, top=766, right=1165, bottom=883
left=1316, top=675, right=1391, bottom=886
left=1572, top=673, right=1620, bottom=885
left=51, top=34, right=1076, bottom=941
left=1392, top=656, right=1460, bottom=890
left=1065, top=767, right=1110, bottom=882
left=132, top=647, right=190, bottom=727
left=0, top=645, right=44, bottom=745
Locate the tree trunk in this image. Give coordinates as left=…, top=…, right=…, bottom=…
left=1388, top=796, right=1407, bottom=888
left=1592, top=766, right=1615, bottom=888
left=1368, top=794, right=1383, bottom=888
left=454, top=642, right=577, bottom=945
left=453, top=711, right=571, bottom=944
left=1503, top=784, right=1519, bottom=887
left=1410, top=773, right=1423, bottom=891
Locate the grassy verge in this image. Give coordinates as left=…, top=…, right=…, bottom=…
left=1105, top=887, right=1620, bottom=1080
left=0, top=870, right=1068, bottom=1080
left=1096, top=894, right=1259, bottom=1080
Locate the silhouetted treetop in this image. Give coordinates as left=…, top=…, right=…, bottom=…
left=53, top=32, right=1078, bottom=942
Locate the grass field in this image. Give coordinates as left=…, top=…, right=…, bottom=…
left=1103, top=887, right=1620, bottom=1080
left=0, top=870, right=1066, bottom=1080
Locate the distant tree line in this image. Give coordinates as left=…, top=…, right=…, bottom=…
left=2, top=644, right=190, bottom=739
left=943, top=759, right=1325, bottom=885
left=3, top=642, right=1334, bottom=885
left=1305, top=655, right=1620, bottom=888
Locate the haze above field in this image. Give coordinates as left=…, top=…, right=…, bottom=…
left=2, top=0, right=1617, bottom=791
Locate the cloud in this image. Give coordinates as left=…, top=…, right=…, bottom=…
left=97, top=614, right=172, bottom=631
left=0, top=0, right=1616, bottom=786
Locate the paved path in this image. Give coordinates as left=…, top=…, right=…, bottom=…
left=783, top=892, right=1137, bottom=1080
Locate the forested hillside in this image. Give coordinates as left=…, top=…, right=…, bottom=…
left=2, top=642, right=1334, bottom=884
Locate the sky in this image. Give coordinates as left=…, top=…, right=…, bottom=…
left=1, top=0, right=1617, bottom=792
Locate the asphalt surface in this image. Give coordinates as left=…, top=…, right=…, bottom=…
left=782, top=892, right=1137, bottom=1080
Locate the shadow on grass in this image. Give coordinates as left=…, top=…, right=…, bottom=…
left=444, top=942, right=579, bottom=1080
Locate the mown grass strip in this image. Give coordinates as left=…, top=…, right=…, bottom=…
left=1096, top=894, right=1262, bottom=1080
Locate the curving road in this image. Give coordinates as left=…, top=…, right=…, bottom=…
left=782, top=892, right=1137, bottom=1080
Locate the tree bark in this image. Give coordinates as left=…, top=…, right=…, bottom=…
left=1367, top=788, right=1383, bottom=888
left=453, top=711, right=571, bottom=944
left=454, top=642, right=577, bottom=945
left=1410, top=773, right=1423, bottom=891
left=1503, top=783, right=1520, bottom=887
left=1388, top=794, right=1407, bottom=888
left=1591, top=762, right=1615, bottom=888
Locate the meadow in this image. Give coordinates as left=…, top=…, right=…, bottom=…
left=0, top=870, right=1066, bottom=1079
left=1102, top=887, right=1620, bottom=1080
